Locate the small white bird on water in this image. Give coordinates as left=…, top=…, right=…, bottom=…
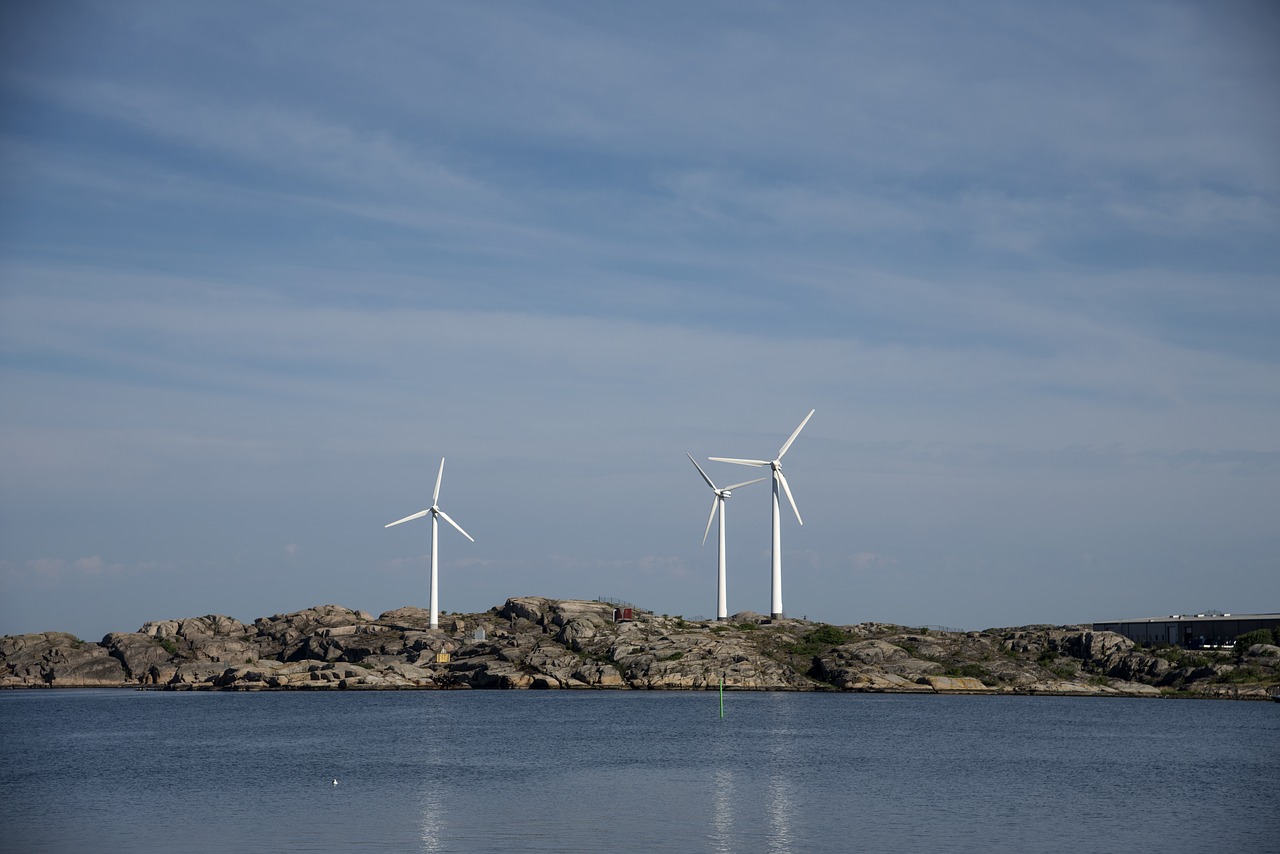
left=332, top=778, right=338, bottom=786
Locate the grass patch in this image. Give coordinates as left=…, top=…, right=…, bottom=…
left=1218, top=666, right=1266, bottom=684
left=941, top=665, right=999, bottom=687
left=785, top=624, right=850, bottom=657
left=944, top=663, right=988, bottom=680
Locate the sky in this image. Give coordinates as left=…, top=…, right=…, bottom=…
left=2, top=1, right=1278, bottom=641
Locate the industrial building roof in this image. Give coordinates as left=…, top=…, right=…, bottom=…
left=1096, top=613, right=1280, bottom=622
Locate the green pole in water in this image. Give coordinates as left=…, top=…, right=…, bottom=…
left=719, top=674, right=724, bottom=719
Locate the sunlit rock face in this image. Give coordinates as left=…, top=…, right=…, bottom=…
left=3, top=601, right=1276, bottom=697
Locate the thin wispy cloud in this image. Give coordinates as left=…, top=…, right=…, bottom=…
left=1, top=2, right=1276, bottom=640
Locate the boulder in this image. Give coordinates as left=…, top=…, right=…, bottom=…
left=46, top=645, right=127, bottom=686
left=1026, top=680, right=1102, bottom=695
left=924, top=675, right=992, bottom=693
left=840, top=639, right=911, bottom=665
left=102, top=632, right=175, bottom=681
left=1105, top=652, right=1173, bottom=682
left=1107, top=680, right=1161, bottom=697
left=0, top=632, right=126, bottom=686
left=839, top=672, right=932, bottom=692
left=169, top=661, right=226, bottom=687
left=1055, top=630, right=1134, bottom=662
left=499, top=597, right=552, bottom=625
left=377, top=606, right=433, bottom=629
left=572, top=663, right=626, bottom=687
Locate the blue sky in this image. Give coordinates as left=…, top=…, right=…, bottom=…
left=2, top=1, right=1278, bottom=640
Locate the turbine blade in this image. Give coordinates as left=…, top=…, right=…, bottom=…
left=432, top=457, right=446, bottom=504
left=708, top=457, right=769, bottom=467
left=777, top=470, right=803, bottom=525
left=385, top=508, right=431, bottom=528
left=777, top=409, right=815, bottom=458
left=724, top=476, right=768, bottom=492
left=702, top=497, right=719, bottom=546
left=436, top=508, right=475, bottom=542
left=687, top=452, right=717, bottom=490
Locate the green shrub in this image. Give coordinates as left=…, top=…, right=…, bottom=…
left=735, top=622, right=759, bottom=632
left=944, top=663, right=988, bottom=680
left=785, top=624, right=850, bottom=657
left=807, top=624, right=848, bottom=647
left=1218, top=665, right=1264, bottom=684
left=1234, top=629, right=1275, bottom=654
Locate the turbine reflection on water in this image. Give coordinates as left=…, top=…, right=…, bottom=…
left=416, top=739, right=445, bottom=853
left=763, top=692, right=797, bottom=854
left=709, top=767, right=735, bottom=854
left=765, top=770, right=796, bottom=854
left=417, top=783, right=444, bottom=854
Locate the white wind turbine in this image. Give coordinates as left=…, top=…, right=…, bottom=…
left=384, top=457, right=474, bottom=630
left=687, top=453, right=766, bottom=622
left=710, top=409, right=814, bottom=620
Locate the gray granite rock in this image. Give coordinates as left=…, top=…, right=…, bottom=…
left=4, top=598, right=1276, bottom=697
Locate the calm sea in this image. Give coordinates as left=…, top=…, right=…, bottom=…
left=1, top=690, right=1276, bottom=853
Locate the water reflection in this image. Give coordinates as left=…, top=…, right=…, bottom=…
left=765, top=771, right=795, bottom=854
left=709, top=767, right=735, bottom=854
left=763, top=692, right=796, bottom=854
left=416, top=741, right=446, bottom=853
left=417, top=781, right=444, bottom=853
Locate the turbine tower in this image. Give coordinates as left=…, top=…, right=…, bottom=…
left=710, top=409, right=814, bottom=620
left=384, top=457, right=474, bottom=630
left=687, top=453, right=765, bottom=621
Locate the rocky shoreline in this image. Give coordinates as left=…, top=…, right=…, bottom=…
left=3, top=597, right=1278, bottom=699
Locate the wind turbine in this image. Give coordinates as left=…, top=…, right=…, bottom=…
left=384, top=457, right=474, bottom=630
left=710, top=409, right=814, bottom=620
left=687, top=453, right=766, bottom=621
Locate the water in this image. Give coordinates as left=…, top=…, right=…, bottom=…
left=1, top=690, right=1276, bottom=853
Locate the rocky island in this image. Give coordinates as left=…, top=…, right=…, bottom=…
left=3, top=597, right=1278, bottom=699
